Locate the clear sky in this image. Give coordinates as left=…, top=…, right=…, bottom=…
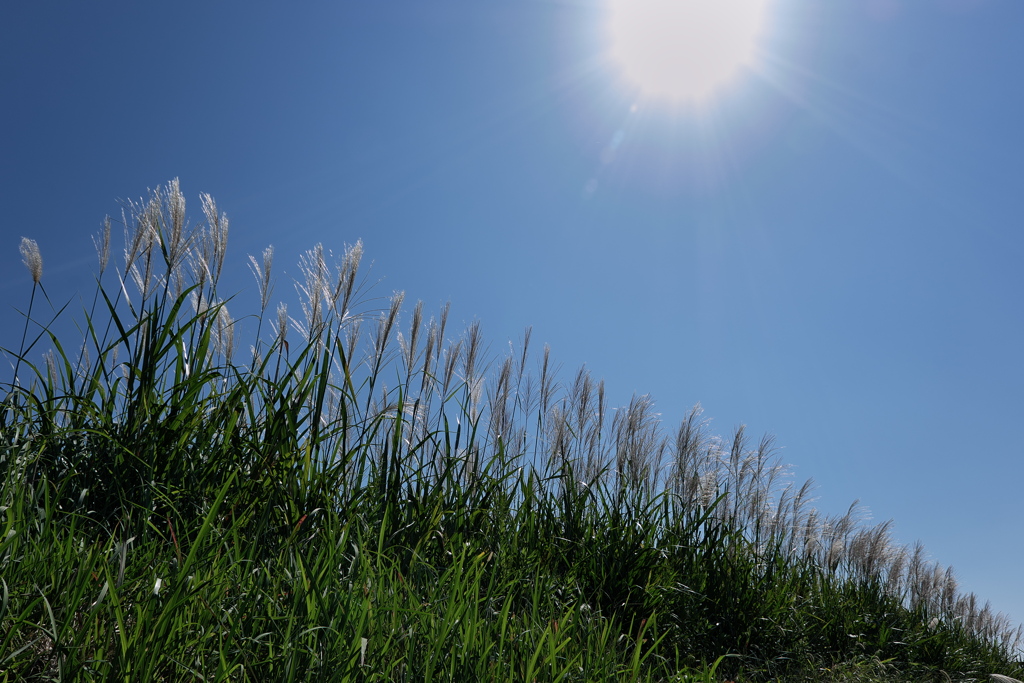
left=3, top=1, right=1022, bottom=627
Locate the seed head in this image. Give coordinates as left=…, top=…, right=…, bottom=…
left=20, top=237, right=42, bottom=283
left=277, top=302, right=288, bottom=344
left=94, top=217, right=111, bottom=274
left=214, top=304, right=235, bottom=362
left=248, top=245, right=274, bottom=311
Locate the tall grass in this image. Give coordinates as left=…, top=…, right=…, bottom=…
left=1, top=180, right=1021, bottom=681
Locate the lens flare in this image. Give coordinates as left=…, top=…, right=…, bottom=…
left=608, top=0, right=769, bottom=102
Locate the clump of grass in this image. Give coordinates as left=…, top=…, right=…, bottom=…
left=1, top=180, right=1021, bottom=681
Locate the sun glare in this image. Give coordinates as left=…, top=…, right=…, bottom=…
left=607, top=0, right=768, bottom=103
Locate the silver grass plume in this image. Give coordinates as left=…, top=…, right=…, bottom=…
left=547, top=402, right=570, bottom=476
left=419, top=317, right=438, bottom=398
left=990, top=674, right=1024, bottom=683
left=907, top=541, right=928, bottom=609
left=377, top=291, right=406, bottom=362
left=126, top=194, right=159, bottom=302
left=538, top=344, right=554, bottom=420
left=570, top=366, right=595, bottom=453
left=441, top=339, right=462, bottom=401
left=43, top=349, right=57, bottom=385
left=190, top=289, right=211, bottom=318
left=20, top=237, right=42, bottom=283
left=276, top=302, right=288, bottom=353
left=166, top=178, right=186, bottom=254
left=885, top=544, right=908, bottom=597
left=248, top=245, right=275, bottom=312
left=297, top=244, right=328, bottom=341
left=94, top=217, right=111, bottom=274
left=487, top=355, right=515, bottom=450
left=332, top=239, right=363, bottom=321
left=786, top=477, right=816, bottom=554
left=517, top=326, right=532, bottom=381
left=464, top=321, right=485, bottom=421
left=214, top=304, right=235, bottom=362
left=122, top=202, right=147, bottom=279
left=163, top=180, right=190, bottom=293
left=401, top=300, right=424, bottom=382
left=13, top=239, right=44, bottom=384
left=199, top=192, right=229, bottom=286
left=697, top=466, right=720, bottom=508
left=800, top=508, right=822, bottom=559
left=612, top=394, right=661, bottom=493
left=594, top=380, right=606, bottom=456
left=940, top=565, right=959, bottom=615
left=345, top=319, right=362, bottom=368
left=436, top=301, right=450, bottom=361
left=463, top=320, right=482, bottom=391
left=669, top=405, right=707, bottom=504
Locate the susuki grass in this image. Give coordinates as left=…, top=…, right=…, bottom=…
left=2, top=180, right=1022, bottom=681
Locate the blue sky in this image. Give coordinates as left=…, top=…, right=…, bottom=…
left=3, top=0, right=1023, bottom=626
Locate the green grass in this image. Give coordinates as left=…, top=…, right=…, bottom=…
left=2, top=180, right=1021, bottom=681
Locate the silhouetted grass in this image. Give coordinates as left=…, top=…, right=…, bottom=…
left=2, top=180, right=1021, bottom=681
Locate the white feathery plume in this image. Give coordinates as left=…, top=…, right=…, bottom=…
left=20, top=237, right=42, bottom=283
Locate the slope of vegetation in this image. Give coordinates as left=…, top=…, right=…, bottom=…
left=2, top=181, right=1021, bottom=681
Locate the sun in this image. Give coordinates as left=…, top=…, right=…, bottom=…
left=607, top=0, right=769, bottom=103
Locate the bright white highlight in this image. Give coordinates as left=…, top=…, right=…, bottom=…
left=608, top=0, right=768, bottom=102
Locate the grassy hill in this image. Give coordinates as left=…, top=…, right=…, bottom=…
left=2, top=181, right=1021, bottom=681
